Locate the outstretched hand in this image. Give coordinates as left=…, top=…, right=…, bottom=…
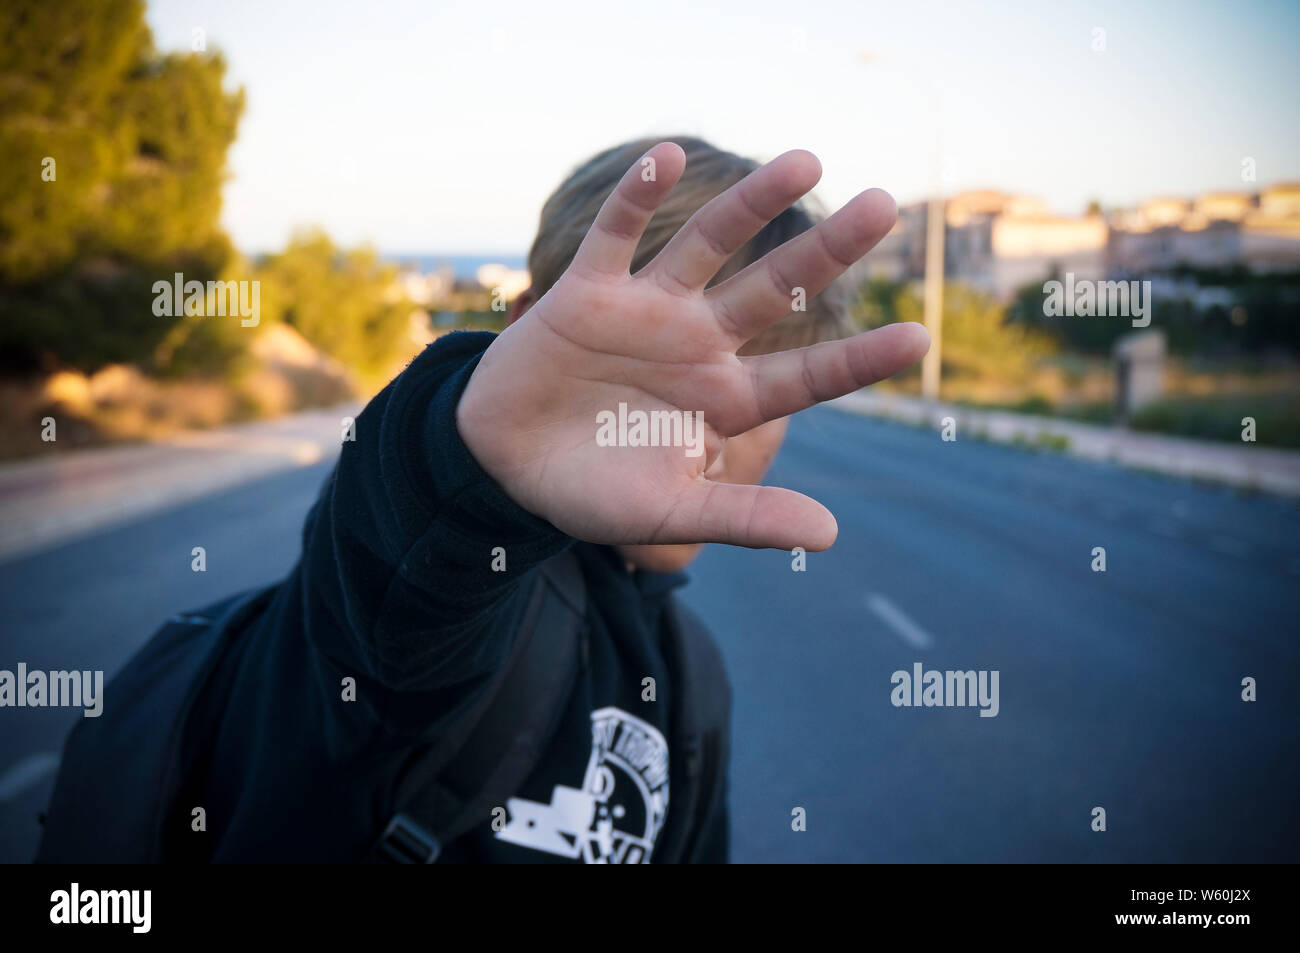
left=456, top=142, right=929, bottom=551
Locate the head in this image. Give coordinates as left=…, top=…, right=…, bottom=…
left=511, top=136, right=853, bottom=573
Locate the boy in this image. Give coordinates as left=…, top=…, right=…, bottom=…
left=37, top=137, right=928, bottom=863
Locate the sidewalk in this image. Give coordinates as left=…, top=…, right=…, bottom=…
left=0, top=404, right=360, bottom=563
left=830, top=390, right=1300, bottom=498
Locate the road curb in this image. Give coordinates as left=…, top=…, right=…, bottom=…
left=830, top=391, right=1300, bottom=499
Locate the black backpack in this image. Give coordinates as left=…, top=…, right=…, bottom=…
left=34, top=549, right=730, bottom=863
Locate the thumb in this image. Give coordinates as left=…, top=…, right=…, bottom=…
left=660, top=480, right=839, bottom=551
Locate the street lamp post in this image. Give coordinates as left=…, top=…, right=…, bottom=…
left=858, top=51, right=946, bottom=401
left=921, top=193, right=945, bottom=400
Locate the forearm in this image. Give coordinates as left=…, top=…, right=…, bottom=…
left=299, top=330, right=572, bottom=691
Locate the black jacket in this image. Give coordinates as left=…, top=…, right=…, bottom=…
left=40, top=331, right=731, bottom=864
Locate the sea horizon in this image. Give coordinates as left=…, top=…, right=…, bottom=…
left=236, top=250, right=529, bottom=282
left=383, top=252, right=528, bottom=281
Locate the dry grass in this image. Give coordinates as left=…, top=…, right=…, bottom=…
left=0, top=324, right=357, bottom=460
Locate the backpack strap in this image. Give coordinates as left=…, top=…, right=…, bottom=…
left=371, top=548, right=588, bottom=863
left=649, top=595, right=732, bottom=864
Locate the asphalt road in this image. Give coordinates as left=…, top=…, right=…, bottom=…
left=1, top=407, right=1297, bottom=863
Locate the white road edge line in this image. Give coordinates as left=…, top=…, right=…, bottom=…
left=0, top=751, right=61, bottom=802
left=866, top=593, right=935, bottom=649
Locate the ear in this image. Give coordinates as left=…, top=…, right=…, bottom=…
left=507, top=288, right=537, bottom=326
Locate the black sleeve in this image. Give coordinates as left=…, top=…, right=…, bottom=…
left=297, top=330, right=572, bottom=694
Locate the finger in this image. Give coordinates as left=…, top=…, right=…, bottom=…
left=643, top=149, right=822, bottom=294
left=733, top=322, right=930, bottom=430
left=570, top=142, right=686, bottom=278
left=658, top=480, right=839, bottom=550
left=706, top=188, right=897, bottom=345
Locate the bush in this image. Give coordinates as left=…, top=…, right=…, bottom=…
left=852, top=279, right=1055, bottom=386
left=252, top=230, right=419, bottom=389
left=1130, top=395, right=1300, bottom=448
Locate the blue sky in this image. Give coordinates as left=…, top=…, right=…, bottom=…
left=147, top=0, right=1300, bottom=256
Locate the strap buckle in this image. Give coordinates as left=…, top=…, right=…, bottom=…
left=377, top=813, right=441, bottom=864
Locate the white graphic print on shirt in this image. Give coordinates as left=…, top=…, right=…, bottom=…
left=495, top=706, right=669, bottom=864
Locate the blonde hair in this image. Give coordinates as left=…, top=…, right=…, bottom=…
left=528, top=136, right=852, bottom=355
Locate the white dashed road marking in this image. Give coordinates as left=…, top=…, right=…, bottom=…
left=866, top=594, right=935, bottom=650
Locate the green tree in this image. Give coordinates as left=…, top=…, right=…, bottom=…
left=254, top=230, right=418, bottom=388
left=0, top=0, right=244, bottom=373
left=853, top=279, right=1052, bottom=385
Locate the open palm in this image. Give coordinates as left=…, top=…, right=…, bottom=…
left=456, top=142, right=929, bottom=551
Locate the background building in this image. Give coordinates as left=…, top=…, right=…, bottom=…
left=859, top=184, right=1300, bottom=298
